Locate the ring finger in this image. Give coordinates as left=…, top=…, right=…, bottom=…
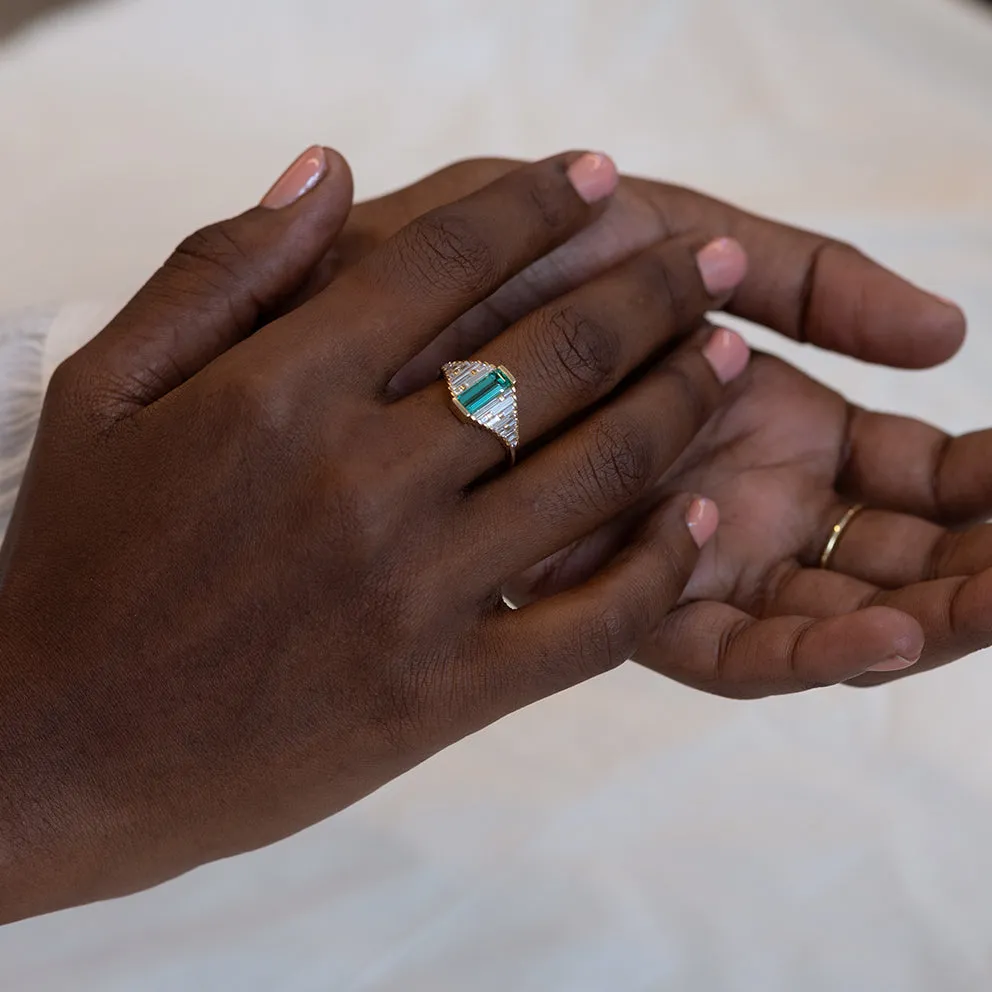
left=812, top=502, right=992, bottom=587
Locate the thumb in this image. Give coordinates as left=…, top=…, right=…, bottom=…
left=73, top=145, right=353, bottom=416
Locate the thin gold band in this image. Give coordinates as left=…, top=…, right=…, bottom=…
left=819, top=504, right=866, bottom=570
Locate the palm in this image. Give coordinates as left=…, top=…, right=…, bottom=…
left=669, top=353, right=844, bottom=607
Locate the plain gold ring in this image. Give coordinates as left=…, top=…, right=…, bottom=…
left=819, top=504, right=866, bottom=570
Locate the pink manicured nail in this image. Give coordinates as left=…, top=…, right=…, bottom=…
left=686, top=496, right=719, bottom=549
left=696, top=238, right=748, bottom=297
left=566, top=153, right=619, bottom=204
left=702, top=328, right=750, bottom=384
left=867, top=655, right=920, bottom=673
left=261, top=145, right=329, bottom=209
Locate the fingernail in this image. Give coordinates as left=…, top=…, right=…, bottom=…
left=261, top=145, right=329, bottom=209
left=686, top=496, right=719, bottom=549
left=867, top=654, right=920, bottom=673
left=567, top=152, right=619, bottom=204
left=702, top=328, right=750, bottom=384
left=696, top=237, right=748, bottom=297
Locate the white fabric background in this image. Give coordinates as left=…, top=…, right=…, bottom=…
left=1, top=0, right=992, bottom=988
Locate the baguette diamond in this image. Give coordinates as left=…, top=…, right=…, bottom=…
left=442, top=360, right=519, bottom=459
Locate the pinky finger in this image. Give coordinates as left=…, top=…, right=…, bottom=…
left=645, top=602, right=925, bottom=698
left=480, top=495, right=719, bottom=714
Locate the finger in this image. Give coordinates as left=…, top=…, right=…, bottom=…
left=461, top=331, right=749, bottom=583
left=70, top=146, right=354, bottom=416
left=839, top=406, right=992, bottom=525
left=625, top=178, right=966, bottom=369
left=644, top=602, right=925, bottom=698
left=405, top=236, right=747, bottom=481
left=813, top=504, right=992, bottom=588
left=847, top=569, right=992, bottom=685
left=379, top=163, right=965, bottom=389
left=501, top=500, right=927, bottom=697
left=503, top=507, right=637, bottom=609
left=280, top=152, right=619, bottom=393
left=475, top=495, right=717, bottom=711
left=759, top=562, right=992, bottom=683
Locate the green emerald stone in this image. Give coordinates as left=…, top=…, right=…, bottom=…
left=458, top=368, right=513, bottom=416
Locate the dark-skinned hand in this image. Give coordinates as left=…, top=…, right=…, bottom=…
left=303, top=155, right=985, bottom=696
left=0, top=149, right=765, bottom=922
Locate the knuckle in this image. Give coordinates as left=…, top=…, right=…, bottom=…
left=402, top=211, right=497, bottom=293
left=794, top=239, right=856, bottom=344
left=710, top=616, right=755, bottom=694
left=167, top=223, right=260, bottom=313
left=580, top=417, right=655, bottom=512
left=173, top=223, right=252, bottom=280
left=540, top=305, right=620, bottom=396
left=927, top=529, right=957, bottom=581
left=575, top=608, right=632, bottom=677
left=207, top=369, right=293, bottom=441
left=784, top=620, right=833, bottom=690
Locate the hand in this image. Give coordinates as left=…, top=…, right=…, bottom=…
left=512, top=350, right=992, bottom=695
left=312, top=156, right=983, bottom=695
left=0, top=149, right=751, bottom=921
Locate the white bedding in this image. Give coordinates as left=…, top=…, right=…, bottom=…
left=1, top=0, right=992, bottom=988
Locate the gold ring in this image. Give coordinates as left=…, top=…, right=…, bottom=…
left=819, top=504, right=866, bottom=570
left=442, top=360, right=519, bottom=465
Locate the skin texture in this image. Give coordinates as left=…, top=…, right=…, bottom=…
left=0, top=152, right=762, bottom=923
left=306, top=157, right=992, bottom=697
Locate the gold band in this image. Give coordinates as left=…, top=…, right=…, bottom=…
left=819, top=504, right=866, bottom=570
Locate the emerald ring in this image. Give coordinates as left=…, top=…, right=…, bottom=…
left=442, top=360, right=520, bottom=465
